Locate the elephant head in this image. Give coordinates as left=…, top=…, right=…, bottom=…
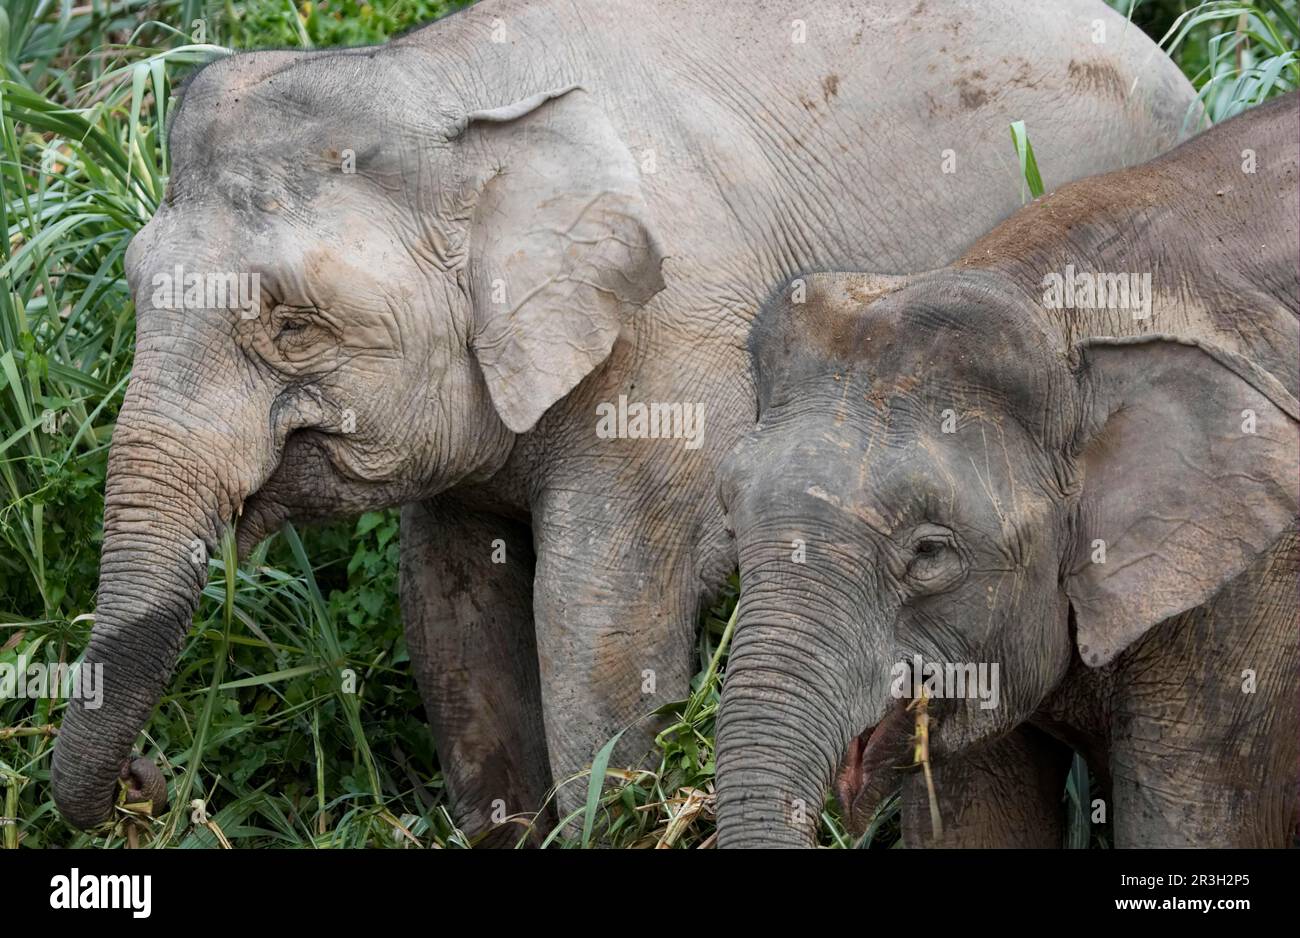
left=52, top=47, right=664, bottom=830
left=713, top=270, right=1299, bottom=847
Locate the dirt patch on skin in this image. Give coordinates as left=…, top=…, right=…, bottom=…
left=1068, top=59, right=1126, bottom=98
left=794, top=291, right=870, bottom=361
left=958, top=167, right=1172, bottom=272
left=822, top=73, right=840, bottom=104
left=790, top=275, right=908, bottom=363
left=844, top=278, right=903, bottom=308
left=1003, top=56, right=1042, bottom=91
left=755, top=275, right=899, bottom=368
left=956, top=71, right=989, bottom=110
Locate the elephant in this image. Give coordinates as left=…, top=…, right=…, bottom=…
left=50, top=0, right=1200, bottom=840
left=714, top=90, right=1300, bottom=848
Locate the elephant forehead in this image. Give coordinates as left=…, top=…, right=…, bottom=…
left=755, top=270, right=1074, bottom=450
left=872, top=285, right=1056, bottom=386
left=855, top=327, right=1070, bottom=452
left=166, top=54, right=439, bottom=208
left=168, top=116, right=352, bottom=212
left=753, top=421, right=953, bottom=501
left=751, top=449, right=1000, bottom=551
left=759, top=402, right=1048, bottom=533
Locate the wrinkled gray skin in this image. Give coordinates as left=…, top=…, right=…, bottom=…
left=716, top=92, right=1300, bottom=848
left=51, top=0, right=1198, bottom=838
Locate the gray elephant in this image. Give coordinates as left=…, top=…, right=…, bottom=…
left=51, top=0, right=1199, bottom=839
left=715, top=91, right=1299, bottom=848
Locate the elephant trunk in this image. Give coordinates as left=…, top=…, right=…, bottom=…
left=715, top=592, right=864, bottom=848
left=52, top=347, right=267, bottom=829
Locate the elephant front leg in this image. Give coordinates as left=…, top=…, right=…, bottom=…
left=900, top=725, right=1072, bottom=848
left=400, top=498, right=554, bottom=846
left=530, top=489, right=709, bottom=828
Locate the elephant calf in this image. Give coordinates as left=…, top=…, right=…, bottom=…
left=715, top=91, right=1300, bottom=848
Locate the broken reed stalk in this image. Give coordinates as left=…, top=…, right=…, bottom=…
left=2, top=773, right=18, bottom=849
left=910, top=691, right=943, bottom=841
left=0, top=724, right=58, bottom=740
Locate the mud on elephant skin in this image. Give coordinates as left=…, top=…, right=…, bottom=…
left=715, top=92, right=1300, bottom=848
left=51, top=0, right=1200, bottom=836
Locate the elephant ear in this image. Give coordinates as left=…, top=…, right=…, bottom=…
left=1065, top=335, right=1299, bottom=667
left=458, top=85, right=665, bottom=433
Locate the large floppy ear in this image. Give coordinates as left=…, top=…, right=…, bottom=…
left=456, top=85, right=665, bottom=433
left=1065, top=335, right=1299, bottom=667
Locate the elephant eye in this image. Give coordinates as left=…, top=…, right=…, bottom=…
left=908, top=537, right=952, bottom=575
left=272, top=306, right=321, bottom=350
left=903, top=527, right=965, bottom=593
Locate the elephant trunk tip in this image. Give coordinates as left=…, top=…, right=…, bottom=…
left=120, top=756, right=169, bottom=819
left=52, top=743, right=168, bottom=831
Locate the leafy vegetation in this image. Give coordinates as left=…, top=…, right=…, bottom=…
left=1116, top=0, right=1299, bottom=120
left=1, top=0, right=1295, bottom=848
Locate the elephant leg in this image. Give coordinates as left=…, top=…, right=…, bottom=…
left=900, top=725, right=1072, bottom=848
left=399, top=498, right=554, bottom=846
left=530, top=485, right=709, bottom=824
left=1108, top=529, right=1300, bottom=847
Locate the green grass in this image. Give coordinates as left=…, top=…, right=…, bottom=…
left=1116, top=0, right=1299, bottom=121
left=1, top=0, right=1296, bottom=848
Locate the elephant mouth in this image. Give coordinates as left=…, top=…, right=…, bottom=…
left=834, top=697, right=917, bottom=836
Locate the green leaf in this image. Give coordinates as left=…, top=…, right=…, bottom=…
left=581, top=726, right=628, bottom=848
left=1009, top=119, right=1045, bottom=201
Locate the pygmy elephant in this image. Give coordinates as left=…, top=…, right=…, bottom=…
left=714, top=91, right=1300, bottom=848
left=52, top=0, right=1199, bottom=839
